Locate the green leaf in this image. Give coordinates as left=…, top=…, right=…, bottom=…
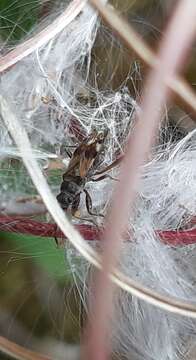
left=0, top=231, right=72, bottom=282
left=0, top=0, right=40, bottom=43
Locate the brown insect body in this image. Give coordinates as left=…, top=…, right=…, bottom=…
left=56, top=130, right=110, bottom=217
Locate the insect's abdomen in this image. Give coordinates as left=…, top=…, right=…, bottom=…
left=60, top=178, right=81, bottom=194
left=56, top=177, right=85, bottom=210
left=56, top=192, right=72, bottom=210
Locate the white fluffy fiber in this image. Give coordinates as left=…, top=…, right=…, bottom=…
left=1, top=1, right=196, bottom=359
left=68, top=129, right=196, bottom=360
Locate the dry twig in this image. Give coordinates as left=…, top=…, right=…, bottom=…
left=1, top=215, right=196, bottom=246
left=90, top=0, right=196, bottom=115
left=0, top=0, right=87, bottom=73
left=0, top=336, right=51, bottom=360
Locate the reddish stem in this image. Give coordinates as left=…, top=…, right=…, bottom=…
left=0, top=215, right=196, bottom=246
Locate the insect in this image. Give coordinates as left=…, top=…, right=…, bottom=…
left=56, top=129, right=122, bottom=222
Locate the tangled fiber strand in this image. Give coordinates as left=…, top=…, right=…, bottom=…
left=0, top=1, right=196, bottom=360
left=0, top=1, right=136, bottom=208
left=0, top=0, right=87, bottom=72
left=90, top=0, right=196, bottom=115
left=84, top=1, right=196, bottom=359
left=68, top=128, right=196, bottom=358
left=3, top=89, right=196, bottom=321
left=0, top=3, right=98, bottom=147
left=0, top=335, right=51, bottom=360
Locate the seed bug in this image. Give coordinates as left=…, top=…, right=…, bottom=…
left=56, top=130, right=122, bottom=230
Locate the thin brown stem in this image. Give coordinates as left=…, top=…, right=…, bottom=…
left=89, top=0, right=196, bottom=115
left=0, top=336, right=51, bottom=360
left=85, top=1, right=196, bottom=360
left=0, top=0, right=86, bottom=73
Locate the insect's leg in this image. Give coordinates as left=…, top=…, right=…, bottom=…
left=93, top=155, right=123, bottom=176
left=54, top=223, right=59, bottom=246
left=71, top=190, right=103, bottom=227
left=71, top=193, right=81, bottom=216
left=70, top=191, right=101, bottom=227
left=64, top=149, right=72, bottom=158
left=90, top=174, right=118, bottom=182
left=61, top=144, right=77, bottom=159
left=54, top=223, right=66, bottom=248
left=72, top=214, right=100, bottom=229
left=84, top=189, right=104, bottom=217
left=65, top=145, right=78, bottom=148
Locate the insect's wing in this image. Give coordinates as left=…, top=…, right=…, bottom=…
left=93, top=155, right=123, bottom=176
left=63, top=130, right=107, bottom=178
left=63, top=144, right=85, bottom=177
left=79, top=139, right=101, bottom=178
left=63, top=156, right=79, bottom=177
left=79, top=152, right=96, bottom=178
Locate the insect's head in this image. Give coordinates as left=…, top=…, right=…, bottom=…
left=97, top=128, right=109, bottom=143
left=85, top=128, right=108, bottom=149
left=93, top=129, right=108, bottom=153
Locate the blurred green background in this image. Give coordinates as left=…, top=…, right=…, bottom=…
left=0, top=0, right=195, bottom=359
left=0, top=2, right=83, bottom=356
left=0, top=0, right=39, bottom=44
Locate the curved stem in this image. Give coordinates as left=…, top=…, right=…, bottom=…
left=0, top=0, right=87, bottom=73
